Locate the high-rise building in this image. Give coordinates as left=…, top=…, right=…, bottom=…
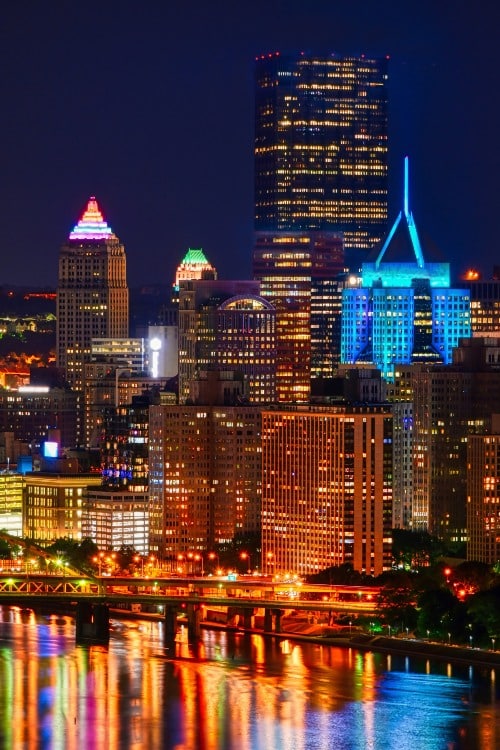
left=149, top=382, right=262, bottom=559
left=261, top=404, right=393, bottom=577
left=0, top=471, right=23, bottom=536
left=23, top=460, right=102, bottom=544
left=253, top=231, right=344, bottom=401
left=386, top=339, right=500, bottom=540
left=175, top=248, right=217, bottom=287
left=178, top=279, right=276, bottom=404
left=464, top=268, right=500, bottom=337
left=254, top=52, right=389, bottom=252
left=0, top=384, right=79, bottom=452
left=56, top=197, right=129, bottom=390
left=467, top=415, right=500, bottom=564
left=341, top=160, right=471, bottom=381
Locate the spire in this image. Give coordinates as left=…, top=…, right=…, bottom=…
left=69, top=196, right=115, bottom=240
left=404, top=155, right=409, bottom=218
left=375, top=157, right=425, bottom=269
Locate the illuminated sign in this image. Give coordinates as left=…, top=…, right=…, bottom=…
left=43, top=441, right=59, bottom=458
left=150, top=337, right=162, bottom=378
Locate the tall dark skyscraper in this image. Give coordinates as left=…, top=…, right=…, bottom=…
left=56, top=198, right=129, bottom=391
left=254, top=52, right=389, bottom=252
left=253, top=231, right=344, bottom=401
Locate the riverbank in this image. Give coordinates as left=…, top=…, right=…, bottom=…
left=197, top=616, right=500, bottom=669
left=39, top=604, right=500, bottom=669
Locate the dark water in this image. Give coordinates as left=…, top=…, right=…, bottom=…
left=0, top=607, right=498, bottom=749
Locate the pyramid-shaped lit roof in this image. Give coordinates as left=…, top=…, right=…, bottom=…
left=181, top=248, right=211, bottom=265
left=69, top=197, right=116, bottom=241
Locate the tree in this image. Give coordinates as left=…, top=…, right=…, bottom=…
left=377, top=570, right=418, bottom=629
left=391, top=529, right=444, bottom=569
left=467, top=585, right=500, bottom=643
left=416, top=587, right=467, bottom=640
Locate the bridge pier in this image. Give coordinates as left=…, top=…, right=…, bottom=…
left=75, top=602, right=109, bottom=644
left=187, top=604, right=202, bottom=641
left=264, top=608, right=273, bottom=632
left=242, top=610, right=254, bottom=630
left=163, top=606, right=177, bottom=643
left=273, top=609, right=283, bottom=634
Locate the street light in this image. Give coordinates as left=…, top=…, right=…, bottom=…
left=194, top=553, right=204, bottom=576
left=240, top=551, right=251, bottom=574
left=492, top=637, right=496, bottom=651
left=208, top=552, right=219, bottom=572
left=93, top=551, right=105, bottom=576
left=266, top=551, right=274, bottom=575
left=134, top=555, right=144, bottom=576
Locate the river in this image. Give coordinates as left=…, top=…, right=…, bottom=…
left=0, top=606, right=498, bottom=749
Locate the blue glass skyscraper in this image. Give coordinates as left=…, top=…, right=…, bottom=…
left=341, top=159, right=471, bottom=380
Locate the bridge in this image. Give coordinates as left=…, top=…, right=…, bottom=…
left=0, top=571, right=380, bottom=644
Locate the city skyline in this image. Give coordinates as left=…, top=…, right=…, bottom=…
left=1, top=1, right=499, bottom=288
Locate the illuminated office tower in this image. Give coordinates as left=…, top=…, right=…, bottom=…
left=56, top=197, right=129, bottom=390
left=386, top=340, right=500, bottom=541
left=82, top=392, right=152, bottom=555
left=178, top=279, right=276, bottom=404
left=0, top=384, right=78, bottom=452
left=341, top=159, right=471, bottom=381
left=175, top=247, right=216, bottom=287
left=467, top=416, right=500, bottom=564
left=171, top=247, right=217, bottom=305
left=255, top=53, right=388, bottom=252
left=23, top=465, right=102, bottom=544
left=253, top=231, right=344, bottom=401
left=148, top=390, right=261, bottom=559
left=464, top=268, right=500, bottom=336
left=261, top=404, right=393, bottom=577
left=0, top=471, right=23, bottom=536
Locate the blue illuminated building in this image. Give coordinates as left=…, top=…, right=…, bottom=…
left=341, top=159, right=471, bottom=380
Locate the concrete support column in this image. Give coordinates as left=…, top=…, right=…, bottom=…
left=264, top=608, right=273, bottom=632
left=273, top=609, right=283, bottom=634
left=243, top=610, right=254, bottom=630
left=75, top=602, right=110, bottom=644
left=164, top=606, right=177, bottom=643
left=187, top=604, right=202, bottom=641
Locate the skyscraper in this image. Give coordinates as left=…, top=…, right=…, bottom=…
left=261, top=404, right=393, bottom=577
left=177, top=279, right=276, bottom=404
left=253, top=231, right=344, bottom=401
left=254, top=52, right=389, bottom=252
left=341, top=159, right=471, bottom=381
left=56, top=197, right=129, bottom=391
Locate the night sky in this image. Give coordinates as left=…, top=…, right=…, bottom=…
left=1, top=1, right=498, bottom=289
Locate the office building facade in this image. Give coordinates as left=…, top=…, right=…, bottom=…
left=149, top=393, right=262, bottom=559
left=253, top=231, right=345, bottom=401
left=56, top=197, right=129, bottom=390
left=178, top=279, right=276, bottom=404
left=255, top=52, right=389, bottom=252
left=261, top=404, right=393, bottom=577
left=467, top=417, right=500, bottom=564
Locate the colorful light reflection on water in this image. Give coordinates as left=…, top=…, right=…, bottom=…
left=0, top=607, right=498, bottom=749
